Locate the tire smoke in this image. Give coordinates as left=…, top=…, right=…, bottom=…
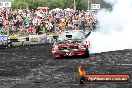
left=87, top=0, right=132, bottom=53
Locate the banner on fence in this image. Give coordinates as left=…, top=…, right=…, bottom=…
left=0, top=2, right=11, bottom=8
left=29, top=34, right=47, bottom=44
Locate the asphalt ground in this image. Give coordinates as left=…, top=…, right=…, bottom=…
left=0, top=44, right=132, bottom=88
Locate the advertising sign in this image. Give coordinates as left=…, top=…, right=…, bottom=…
left=0, top=35, right=8, bottom=45
left=29, top=34, right=47, bottom=44
left=0, top=2, right=11, bottom=8
left=38, top=34, right=47, bottom=44
left=29, top=35, right=39, bottom=44
left=91, top=4, right=100, bottom=10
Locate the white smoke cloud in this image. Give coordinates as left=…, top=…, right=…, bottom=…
left=87, top=0, right=132, bottom=53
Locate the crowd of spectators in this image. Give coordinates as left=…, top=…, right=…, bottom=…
left=0, top=8, right=98, bottom=36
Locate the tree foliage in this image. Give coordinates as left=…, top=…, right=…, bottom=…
left=50, top=0, right=64, bottom=9
left=76, top=0, right=88, bottom=11
left=63, top=0, right=74, bottom=9
left=12, top=0, right=28, bottom=9
left=12, top=0, right=112, bottom=10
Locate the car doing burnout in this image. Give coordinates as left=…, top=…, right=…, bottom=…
left=52, top=30, right=90, bottom=58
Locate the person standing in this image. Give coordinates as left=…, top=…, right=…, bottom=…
left=0, top=15, right=3, bottom=31
left=14, top=17, right=20, bottom=33
left=3, top=18, right=9, bottom=35
left=60, top=22, right=65, bottom=32
left=25, top=17, right=30, bottom=27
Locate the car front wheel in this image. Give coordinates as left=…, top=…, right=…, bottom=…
left=53, top=53, right=61, bottom=59
left=7, top=43, right=12, bottom=48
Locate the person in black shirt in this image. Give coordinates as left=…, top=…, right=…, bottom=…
left=0, top=21, right=3, bottom=31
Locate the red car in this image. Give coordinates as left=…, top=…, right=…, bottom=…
left=52, top=30, right=90, bottom=58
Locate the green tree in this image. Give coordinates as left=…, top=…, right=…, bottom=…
left=28, top=0, right=41, bottom=9
left=76, top=0, right=88, bottom=11
left=90, top=0, right=112, bottom=10
left=12, top=0, right=28, bottom=9
left=50, top=0, right=64, bottom=9
left=63, top=0, right=74, bottom=9
left=12, top=0, right=49, bottom=9
left=11, top=0, right=112, bottom=10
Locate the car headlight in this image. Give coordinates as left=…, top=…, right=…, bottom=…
left=3, top=41, right=7, bottom=45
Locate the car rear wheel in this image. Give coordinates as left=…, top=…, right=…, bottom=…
left=8, top=43, right=12, bottom=48
left=84, top=50, right=89, bottom=58
left=79, top=76, right=86, bottom=84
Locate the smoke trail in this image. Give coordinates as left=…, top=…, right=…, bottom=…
left=87, top=0, right=132, bottom=53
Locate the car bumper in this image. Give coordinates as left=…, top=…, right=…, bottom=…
left=53, top=51, right=87, bottom=57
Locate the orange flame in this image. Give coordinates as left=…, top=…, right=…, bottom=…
left=78, top=66, right=86, bottom=76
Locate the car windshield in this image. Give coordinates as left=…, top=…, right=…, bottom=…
left=58, top=31, right=85, bottom=41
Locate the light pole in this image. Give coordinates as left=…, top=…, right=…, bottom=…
left=88, top=0, right=90, bottom=11
left=74, top=0, right=76, bottom=11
